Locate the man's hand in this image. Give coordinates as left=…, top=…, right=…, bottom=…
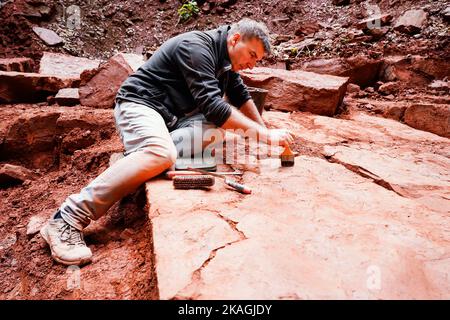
left=222, top=107, right=294, bottom=146
left=264, top=128, right=295, bottom=146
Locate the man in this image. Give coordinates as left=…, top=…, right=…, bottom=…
left=40, top=18, right=294, bottom=266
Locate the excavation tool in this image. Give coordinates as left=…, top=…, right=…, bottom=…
left=173, top=175, right=215, bottom=189
left=187, top=167, right=252, bottom=194
left=166, top=170, right=242, bottom=180
left=280, top=144, right=295, bottom=167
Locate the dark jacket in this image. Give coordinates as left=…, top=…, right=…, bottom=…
left=116, top=25, right=251, bottom=128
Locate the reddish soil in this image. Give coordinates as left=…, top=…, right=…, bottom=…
left=0, top=105, right=158, bottom=299
left=1, top=0, right=449, bottom=68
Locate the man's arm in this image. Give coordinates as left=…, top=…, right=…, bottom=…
left=221, top=107, right=293, bottom=146
left=174, top=41, right=291, bottom=145
left=222, top=107, right=265, bottom=134
left=239, top=98, right=266, bottom=127
left=224, top=71, right=268, bottom=124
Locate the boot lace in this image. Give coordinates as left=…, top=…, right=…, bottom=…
left=58, top=223, right=85, bottom=246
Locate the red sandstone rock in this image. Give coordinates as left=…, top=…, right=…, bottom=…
left=55, top=88, right=79, bottom=106
left=0, top=57, right=34, bottom=72
left=346, top=83, right=361, bottom=94
left=0, top=164, right=38, bottom=188
left=294, top=21, right=321, bottom=36
left=1, top=105, right=116, bottom=167
left=0, top=71, right=77, bottom=103
left=2, top=111, right=61, bottom=159
left=404, top=104, right=450, bottom=138
left=240, top=67, right=348, bottom=116
left=146, top=109, right=450, bottom=299
left=299, top=55, right=382, bottom=87
left=79, top=53, right=145, bottom=109
left=394, top=9, right=427, bottom=34
left=26, top=214, right=49, bottom=236
left=39, top=52, right=101, bottom=78
left=32, top=26, right=63, bottom=46
left=380, top=55, right=450, bottom=85
left=378, top=82, right=399, bottom=95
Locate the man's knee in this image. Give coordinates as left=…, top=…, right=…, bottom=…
left=141, top=139, right=177, bottom=167
left=159, top=142, right=177, bottom=166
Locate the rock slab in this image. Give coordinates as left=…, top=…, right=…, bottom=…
left=240, top=67, right=348, bottom=116
left=79, top=53, right=145, bottom=109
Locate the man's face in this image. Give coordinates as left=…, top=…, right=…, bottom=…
left=227, top=33, right=265, bottom=72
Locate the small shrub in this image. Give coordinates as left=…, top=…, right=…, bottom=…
left=290, top=47, right=298, bottom=56
left=178, top=1, right=200, bottom=23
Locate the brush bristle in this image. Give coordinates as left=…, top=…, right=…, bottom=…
left=280, top=155, right=295, bottom=167
left=173, top=175, right=215, bottom=189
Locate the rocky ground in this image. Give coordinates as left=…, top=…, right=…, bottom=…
left=0, top=105, right=157, bottom=299
left=147, top=109, right=449, bottom=299
left=0, top=0, right=449, bottom=299
left=1, top=0, right=449, bottom=67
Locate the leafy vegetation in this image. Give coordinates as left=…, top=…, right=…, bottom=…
left=178, top=1, right=200, bottom=23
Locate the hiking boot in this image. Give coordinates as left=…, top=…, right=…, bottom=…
left=40, top=213, right=92, bottom=266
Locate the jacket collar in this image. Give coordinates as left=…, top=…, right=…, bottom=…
left=208, top=25, right=232, bottom=76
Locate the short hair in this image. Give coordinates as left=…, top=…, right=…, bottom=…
left=229, top=18, right=271, bottom=54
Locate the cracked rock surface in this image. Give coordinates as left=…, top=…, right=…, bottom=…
left=146, top=109, right=449, bottom=300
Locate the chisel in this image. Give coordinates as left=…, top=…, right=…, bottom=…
left=166, top=170, right=242, bottom=179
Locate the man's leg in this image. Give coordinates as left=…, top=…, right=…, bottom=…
left=41, top=101, right=176, bottom=266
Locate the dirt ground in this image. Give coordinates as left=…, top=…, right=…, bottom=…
left=0, top=105, right=159, bottom=299
left=1, top=0, right=448, bottom=68
left=0, top=0, right=449, bottom=299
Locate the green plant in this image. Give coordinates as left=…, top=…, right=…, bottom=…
left=340, top=37, right=350, bottom=44
left=290, top=47, right=298, bottom=56
left=178, top=1, right=200, bottom=23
